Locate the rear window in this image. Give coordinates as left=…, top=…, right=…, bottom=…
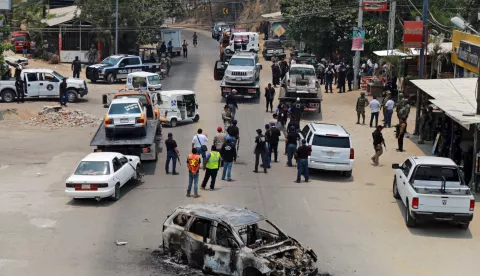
left=75, top=161, right=110, bottom=175
left=109, top=103, right=142, bottom=114
left=265, top=41, right=282, bottom=48
left=413, top=166, right=461, bottom=182
left=312, top=135, right=350, bottom=148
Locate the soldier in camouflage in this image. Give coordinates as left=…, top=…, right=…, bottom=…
left=424, top=106, right=434, bottom=141
left=399, top=98, right=410, bottom=121
left=396, top=93, right=404, bottom=120
left=381, top=91, right=391, bottom=123
left=417, top=106, right=427, bottom=144
left=356, top=91, right=369, bottom=124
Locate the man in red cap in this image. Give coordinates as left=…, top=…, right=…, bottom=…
left=214, top=126, right=226, bottom=152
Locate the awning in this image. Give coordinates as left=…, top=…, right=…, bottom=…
left=374, top=42, right=452, bottom=57
left=411, top=78, right=480, bottom=127
left=42, top=6, right=81, bottom=26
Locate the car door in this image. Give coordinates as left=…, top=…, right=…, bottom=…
left=117, top=156, right=133, bottom=185
left=213, top=60, right=227, bottom=80
left=125, top=57, right=143, bottom=75
left=203, top=223, right=240, bottom=275
left=111, top=157, right=124, bottom=185
left=180, top=217, right=212, bottom=269
left=24, top=72, right=40, bottom=97
left=396, top=159, right=412, bottom=202
left=38, top=72, right=60, bottom=96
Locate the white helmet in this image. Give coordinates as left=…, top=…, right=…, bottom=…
left=232, top=89, right=237, bottom=93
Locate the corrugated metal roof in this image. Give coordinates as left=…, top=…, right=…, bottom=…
left=411, top=78, right=480, bottom=127
left=42, top=5, right=80, bottom=26
left=374, top=43, right=452, bottom=57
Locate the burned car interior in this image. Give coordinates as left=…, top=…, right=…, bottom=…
left=237, top=220, right=288, bottom=249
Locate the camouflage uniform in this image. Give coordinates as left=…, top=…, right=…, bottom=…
left=381, top=92, right=391, bottom=122
left=396, top=93, right=404, bottom=119
left=356, top=92, right=369, bottom=124
left=417, top=107, right=427, bottom=144
left=399, top=99, right=410, bottom=120
left=424, top=106, right=434, bottom=141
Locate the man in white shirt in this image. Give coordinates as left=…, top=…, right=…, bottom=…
left=384, top=97, right=395, bottom=128
left=192, top=128, right=209, bottom=161
left=369, top=96, right=381, bottom=128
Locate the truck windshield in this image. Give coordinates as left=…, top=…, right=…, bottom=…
left=109, top=103, right=142, bottom=114
left=74, top=161, right=110, bottom=175
left=14, top=36, right=27, bottom=42
left=148, top=75, right=161, bottom=85
left=229, top=58, right=254, bottom=66
left=290, top=67, right=315, bottom=76
left=52, top=71, right=65, bottom=80
left=312, top=135, right=350, bottom=148
left=101, top=56, right=121, bottom=66
left=264, top=41, right=282, bottom=48
left=413, top=166, right=461, bottom=182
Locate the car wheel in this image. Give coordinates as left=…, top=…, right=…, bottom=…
left=405, top=201, right=416, bottom=228
left=111, top=183, right=120, bottom=201
left=67, top=89, right=79, bottom=103
left=107, top=73, right=115, bottom=84
left=344, top=170, right=352, bottom=177
left=170, top=118, right=177, bottom=127
left=133, top=164, right=142, bottom=181
left=459, top=222, right=470, bottom=229
left=193, top=114, right=199, bottom=122
left=393, top=178, right=400, bottom=199
left=1, top=89, right=16, bottom=103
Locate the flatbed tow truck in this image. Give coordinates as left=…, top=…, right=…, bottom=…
left=219, top=78, right=261, bottom=99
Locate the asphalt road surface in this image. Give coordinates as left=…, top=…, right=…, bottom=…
left=0, top=28, right=479, bottom=276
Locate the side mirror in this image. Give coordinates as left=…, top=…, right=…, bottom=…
left=392, top=164, right=400, bottom=169
left=256, top=63, right=262, bottom=70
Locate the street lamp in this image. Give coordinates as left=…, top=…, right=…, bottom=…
left=451, top=16, right=480, bottom=35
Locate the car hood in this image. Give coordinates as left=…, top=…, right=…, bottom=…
left=67, top=78, right=85, bottom=86
left=226, top=65, right=255, bottom=72
left=88, top=63, right=113, bottom=69
left=66, top=174, right=111, bottom=184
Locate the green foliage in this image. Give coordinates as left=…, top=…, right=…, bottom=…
left=0, top=14, right=13, bottom=75
left=10, top=0, right=50, bottom=44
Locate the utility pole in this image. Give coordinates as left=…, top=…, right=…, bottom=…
left=208, top=0, right=214, bottom=26
left=387, top=0, right=396, bottom=52
left=115, top=0, right=118, bottom=54
left=414, top=0, right=428, bottom=135
left=353, top=0, right=363, bottom=90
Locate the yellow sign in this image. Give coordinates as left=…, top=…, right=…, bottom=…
left=273, top=24, right=286, bottom=37
left=223, top=8, right=228, bottom=15
left=451, top=30, right=480, bottom=74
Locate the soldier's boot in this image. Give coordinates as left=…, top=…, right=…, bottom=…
left=362, top=115, right=366, bottom=125
left=356, top=114, right=360, bottom=124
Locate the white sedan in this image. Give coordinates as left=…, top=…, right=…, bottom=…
left=65, top=152, right=141, bottom=201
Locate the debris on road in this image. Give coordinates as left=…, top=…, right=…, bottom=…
left=28, top=106, right=100, bottom=127
left=115, top=240, right=128, bottom=246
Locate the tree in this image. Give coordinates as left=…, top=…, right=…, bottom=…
left=10, top=0, right=50, bottom=47
left=0, top=14, right=14, bottom=75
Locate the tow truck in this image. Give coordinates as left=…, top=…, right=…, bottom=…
left=279, top=64, right=322, bottom=113
left=92, top=89, right=163, bottom=161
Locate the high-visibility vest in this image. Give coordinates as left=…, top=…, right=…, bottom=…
left=206, top=151, right=220, bottom=169
left=187, top=154, right=201, bottom=174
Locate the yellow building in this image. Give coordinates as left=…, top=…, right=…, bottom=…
left=451, top=30, right=480, bottom=77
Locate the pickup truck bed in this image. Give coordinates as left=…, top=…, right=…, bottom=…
left=220, top=79, right=260, bottom=99
left=90, top=120, right=161, bottom=161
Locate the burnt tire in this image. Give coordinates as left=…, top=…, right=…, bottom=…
left=393, top=178, right=400, bottom=199
left=67, top=89, right=79, bottom=103
left=1, top=89, right=16, bottom=103
left=243, top=267, right=263, bottom=276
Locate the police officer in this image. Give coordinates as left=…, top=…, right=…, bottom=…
left=356, top=91, right=369, bottom=124
left=324, top=64, right=334, bottom=93
left=253, top=129, right=268, bottom=173
left=290, top=98, right=304, bottom=130
left=337, top=64, right=346, bottom=93
left=71, top=56, right=81, bottom=78
left=165, top=132, right=180, bottom=175
left=15, top=76, right=25, bottom=104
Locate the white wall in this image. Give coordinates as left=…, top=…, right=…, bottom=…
left=60, top=50, right=88, bottom=63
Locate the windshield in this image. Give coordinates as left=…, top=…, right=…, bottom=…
left=52, top=71, right=65, bottom=80
left=265, top=41, right=282, bottom=48
left=235, top=220, right=287, bottom=249
left=413, top=166, right=461, bottom=182
left=312, top=135, right=350, bottom=148
left=290, top=67, right=315, bottom=76
left=109, top=103, right=142, bottom=114
left=148, top=75, right=161, bottom=85
left=115, top=95, right=149, bottom=106
left=229, top=58, right=254, bottom=66
left=101, top=56, right=121, bottom=66
left=14, top=36, right=27, bottom=42
left=74, top=161, right=110, bottom=175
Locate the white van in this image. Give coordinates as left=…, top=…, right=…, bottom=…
left=224, top=32, right=259, bottom=55
left=125, top=72, right=162, bottom=91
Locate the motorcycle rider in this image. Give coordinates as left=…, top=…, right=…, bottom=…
left=193, top=32, right=198, bottom=47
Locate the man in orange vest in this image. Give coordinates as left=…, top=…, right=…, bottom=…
left=186, top=148, right=201, bottom=198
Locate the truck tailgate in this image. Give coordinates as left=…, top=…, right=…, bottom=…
left=418, top=194, right=472, bottom=214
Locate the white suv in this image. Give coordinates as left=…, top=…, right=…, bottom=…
left=104, top=97, right=147, bottom=138
left=299, top=122, right=354, bottom=177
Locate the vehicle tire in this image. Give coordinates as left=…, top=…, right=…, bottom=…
left=193, top=114, right=199, bottom=122
left=170, top=118, right=177, bottom=127
left=459, top=222, right=470, bottom=230
left=133, top=164, right=141, bottom=181
left=405, top=201, right=416, bottom=228
left=105, top=128, right=114, bottom=138
left=111, top=183, right=120, bottom=201
left=1, top=89, right=16, bottom=103
left=393, top=178, right=400, bottom=199
left=344, top=170, right=352, bottom=177
left=243, top=267, right=263, bottom=276
left=66, top=89, right=79, bottom=103
left=107, top=73, right=115, bottom=84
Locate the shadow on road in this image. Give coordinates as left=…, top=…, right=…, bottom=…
left=395, top=200, right=473, bottom=239
left=308, top=169, right=354, bottom=183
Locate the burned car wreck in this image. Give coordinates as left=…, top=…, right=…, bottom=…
left=162, top=203, right=318, bottom=275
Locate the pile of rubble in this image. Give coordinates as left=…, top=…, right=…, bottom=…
left=28, top=106, right=101, bottom=127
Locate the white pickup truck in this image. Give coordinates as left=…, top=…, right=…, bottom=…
left=392, top=156, right=474, bottom=229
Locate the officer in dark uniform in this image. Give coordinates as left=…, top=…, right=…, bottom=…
left=71, top=56, right=82, bottom=78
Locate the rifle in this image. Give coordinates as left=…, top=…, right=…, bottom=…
left=176, top=152, right=181, bottom=166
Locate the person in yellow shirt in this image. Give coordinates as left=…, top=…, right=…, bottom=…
left=201, top=145, right=221, bottom=190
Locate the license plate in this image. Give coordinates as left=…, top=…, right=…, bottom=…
left=236, top=78, right=242, bottom=81
left=310, top=103, right=319, bottom=107
left=82, top=184, right=91, bottom=190
left=327, top=152, right=335, bottom=156
left=120, top=118, right=129, bottom=123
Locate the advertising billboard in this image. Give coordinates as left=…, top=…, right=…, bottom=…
left=403, top=21, right=423, bottom=48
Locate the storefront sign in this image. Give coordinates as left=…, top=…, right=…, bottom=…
left=458, top=41, right=480, bottom=68
left=352, top=27, right=365, bottom=51
left=403, top=21, right=423, bottom=48
left=362, top=1, right=388, bottom=12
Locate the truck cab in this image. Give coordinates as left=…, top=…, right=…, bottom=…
left=392, top=156, right=474, bottom=229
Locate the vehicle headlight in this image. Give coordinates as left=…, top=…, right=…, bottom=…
left=246, top=71, right=253, bottom=76
left=225, top=70, right=232, bottom=75
left=100, top=69, right=105, bottom=74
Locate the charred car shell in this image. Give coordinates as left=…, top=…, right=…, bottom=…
left=162, top=203, right=318, bottom=275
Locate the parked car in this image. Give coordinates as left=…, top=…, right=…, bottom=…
left=262, top=39, right=285, bottom=60
left=392, top=156, right=474, bottom=229
left=104, top=97, right=147, bottom=138
left=299, top=122, right=354, bottom=177
left=162, top=203, right=318, bottom=275
left=65, top=152, right=141, bottom=201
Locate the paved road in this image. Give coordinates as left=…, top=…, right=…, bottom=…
left=0, top=28, right=479, bottom=276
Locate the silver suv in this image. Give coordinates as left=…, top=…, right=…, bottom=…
left=224, top=52, right=261, bottom=85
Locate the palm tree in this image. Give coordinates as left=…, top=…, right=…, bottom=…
left=428, top=35, right=450, bottom=79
